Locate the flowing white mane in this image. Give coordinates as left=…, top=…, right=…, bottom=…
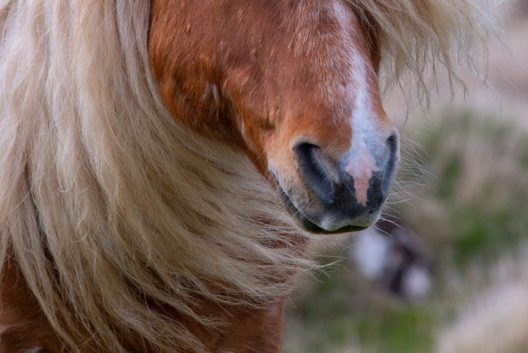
left=0, top=1, right=491, bottom=352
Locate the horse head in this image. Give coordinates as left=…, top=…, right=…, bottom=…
left=150, top=0, right=399, bottom=234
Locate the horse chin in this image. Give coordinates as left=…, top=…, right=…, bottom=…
left=277, top=186, right=370, bottom=235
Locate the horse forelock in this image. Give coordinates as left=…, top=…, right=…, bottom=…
left=346, top=0, right=494, bottom=101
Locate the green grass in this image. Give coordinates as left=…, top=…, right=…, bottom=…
left=354, top=307, right=434, bottom=353
left=286, top=261, right=437, bottom=353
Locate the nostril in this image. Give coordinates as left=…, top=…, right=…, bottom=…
left=293, top=142, right=338, bottom=205
left=378, top=132, right=399, bottom=204
left=370, top=174, right=382, bottom=194
left=386, top=133, right=398, bottom=153
left=367, top=171, right=384, bottom=210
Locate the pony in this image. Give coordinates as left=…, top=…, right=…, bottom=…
left=0, top=1, right=490, bottom=352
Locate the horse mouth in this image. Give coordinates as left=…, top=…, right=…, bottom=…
left=277, top=187, right=368, bottom=235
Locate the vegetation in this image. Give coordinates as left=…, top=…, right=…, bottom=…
left=285, top=110, right=528, bottom=353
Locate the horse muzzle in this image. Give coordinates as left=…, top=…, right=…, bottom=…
left=280, top=132, right=399, bottom=234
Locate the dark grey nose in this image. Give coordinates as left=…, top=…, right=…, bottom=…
left=292, top=134, right=398, bottom=232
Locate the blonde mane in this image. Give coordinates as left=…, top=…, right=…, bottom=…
left=0, top=1, right=490, bottom=352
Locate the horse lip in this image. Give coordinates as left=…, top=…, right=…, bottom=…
left=277, top=186, right=368, bottom=235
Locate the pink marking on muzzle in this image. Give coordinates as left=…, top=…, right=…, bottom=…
left=344, top=143, right=378, bottom=206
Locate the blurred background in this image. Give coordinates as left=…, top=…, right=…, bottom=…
left=285, top=2, right=528, bottom=352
